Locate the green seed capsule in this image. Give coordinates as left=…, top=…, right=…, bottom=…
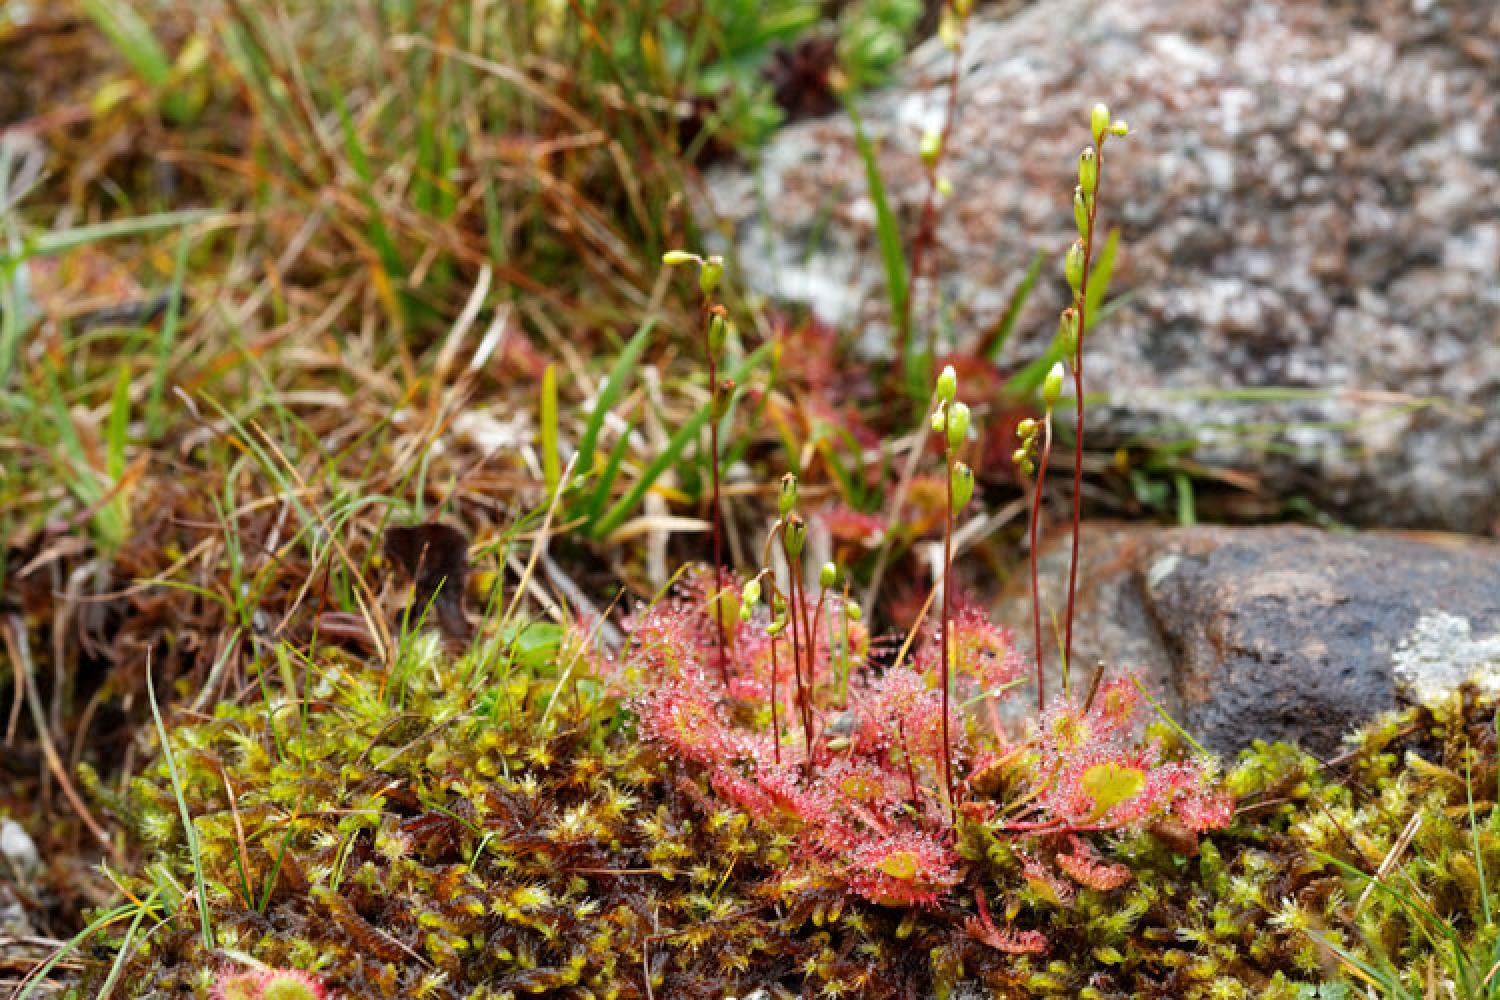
left=741, top=579, right=761, bottom=607
left=919, top=129, right=943, bottom=168
left=699, top=255, right=724, bottom=296
left=946, top=401, right=971, bottom=450
left=1017, top=417, right=1038, bottom=438
left=778, top=474, right=798, bottom=516
left=1043, top=362, right=1066, bottom=409
left=951, top=462, right=975, bottom=511
left=1073, top=186, right=1090, bottom=236
left=1065, top=240, right=1086, bottom=293
left=936, top=364, right=957, bottom=402
left=1078, top=147, right=1097, bottom=192
left=819, top=562, right=838, bottom=589
left=784, top=514, right=806, bottom=558
left=1058, top=307, right=1080, bottom=357
left=1110, top=119, right=1130, bottom=137
left=662, top=250, right=698, bottom=266
left=845, top=601, right=863, bottom=622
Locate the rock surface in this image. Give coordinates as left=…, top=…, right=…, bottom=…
left=990, top=523, right=1500, bottom=756
left=706, top=0, right=1500, bottom=532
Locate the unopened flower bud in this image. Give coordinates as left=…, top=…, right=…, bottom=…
left=819, top=562, right=838, bottom=589
left=1042, top=361, right=1066, bottom=409
left=698, top=254, right=724, bottom=296
left=1073, top=186, right=1089, bottom=236
left=930, top=405, right=947, bottom=435
left=778, top=474, right=798, bottom=516
left=1078, top=147, right=1097, bottom=192
left=1017, top=417, right=1037, bottom=438
left=1090, top=102, right=1111, bottom=145
left=1110, top=119, right=1129, bottom=137
left=767, top=617, right=786, bottom=637
left=946, top=401, right=970, bottom=450
left=936, top=364, right=957, bottom=402
left=1064, top=240, right=1086, bottom=293
left=919, top=129, right=943, bottom=168
left=662, top=250, right=698, bottom=266
left=938, top=8, right=961, bottom=49
left=1012, top=447, right=1030, bottom=467
left=1058, top=307, right=1079, bottom=358
left=845, top=600, right=863, bottom=622
left=707, top=312, right=728, bottom=355
left=742, top=579, right=761, bottom=607
left=783, top=514, right=806, bottom=558
left=951, top=462, right=975, bottom=511
left=936, top=175, right=954, bottom=198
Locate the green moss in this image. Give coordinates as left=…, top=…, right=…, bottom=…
left=101, top=630, right=1498, bottom=999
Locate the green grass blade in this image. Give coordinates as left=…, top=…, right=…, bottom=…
left=541, top=363, right=560, bottom=496
left=592, top=343, right=771, bottom=539
left=575, top=317, right=655, bottom=483
left=147, top=229, right=191, bottom=438
left=79, top=0, right=173, bottom=90
left=147, top=655, right=215, bottom=951
left=7, top=210, right=211, bottom=264
left=846, top=101, right=909, bottom=371
left=977, top=248, right=1045, bottom=361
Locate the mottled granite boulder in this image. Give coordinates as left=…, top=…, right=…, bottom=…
left=706, top=0, right=1500, bottom=531
left=991, top=523, right=1500, bottom=756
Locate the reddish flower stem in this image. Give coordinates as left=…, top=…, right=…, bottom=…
left=899, top=32, right=966, bottom=379
left=1029, top=416, right=1054, bottom=712
left=898, top=719, right=921, bottom=805
left=769, top=633, right=783, bottom=767
left=939, top=452, right=957, bottom=821
left=701, top=302, right=730, bottom=689
left=1063, top=146, right=1103, bottom=680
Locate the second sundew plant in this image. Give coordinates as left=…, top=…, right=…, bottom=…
left=616, top=104, right=1232, bottom=925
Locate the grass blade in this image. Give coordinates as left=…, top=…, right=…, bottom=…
left=592, top=343, right=771, bottom=539
left=975, top=248, right=1045, bottom=361
left=147, top=653, right=215, bottom=951
left=541, top=363, right=560, bottom=496
left=575, top=316, right=656, bottom=482
left=846, top=101, right=909, bottom=372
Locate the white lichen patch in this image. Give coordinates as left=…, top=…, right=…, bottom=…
left=1390, top=612, right=1500, bottom=705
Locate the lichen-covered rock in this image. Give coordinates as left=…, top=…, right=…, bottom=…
left=705, top=0, right=1500, bottom=531
left=991, top=523, right=1500, bottom=755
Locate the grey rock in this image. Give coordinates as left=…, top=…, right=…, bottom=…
left=0, top=819, right=40, bottom=881
left=706, top=0, right=1500, bottom=531
left=990, top=523, right=1500, bottom=756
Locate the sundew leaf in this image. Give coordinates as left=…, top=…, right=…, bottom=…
left=1081, top=761, right=1146, bottom=820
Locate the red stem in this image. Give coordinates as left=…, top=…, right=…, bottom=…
left=703, top=303, right=729, bottom=689
left=769, top=632, right=782, bottom=767
left=1028, top=417, right=1054, bottom=712
left=898, top=37, right=965, bottom=382
left=1063, top=146, right=1103, bottom=680
left=898, top=719, right=921, bottom=805
left=784, top=547, right=815, bottom=773
left=940, top=453, right=956, bottom=821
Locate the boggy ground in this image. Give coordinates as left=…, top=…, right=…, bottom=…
left=2, top=2, right=1499, bottom=998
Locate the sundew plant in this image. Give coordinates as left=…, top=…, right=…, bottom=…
left=618, top=103, right=1231, bottom=919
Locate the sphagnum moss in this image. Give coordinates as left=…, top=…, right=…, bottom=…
left=106, top=642, right=1500, bottom=999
